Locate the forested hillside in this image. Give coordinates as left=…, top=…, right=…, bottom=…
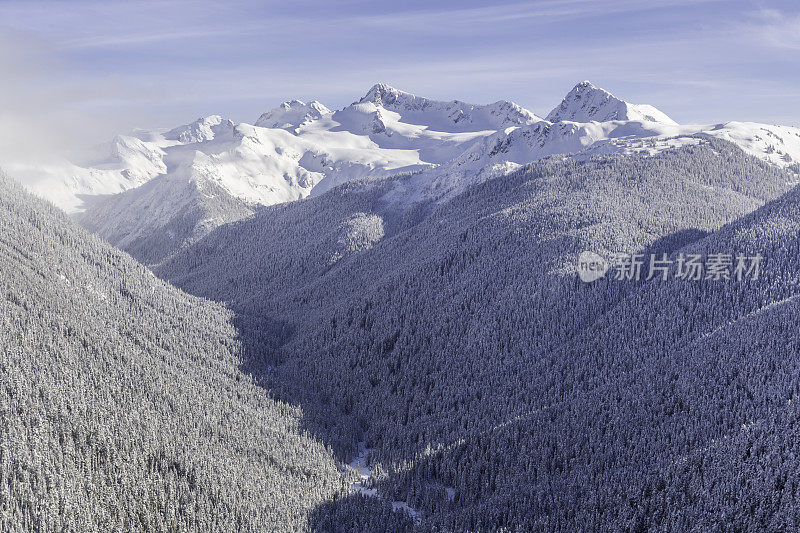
left=0, top=173, right=392, bottom=531
left=157, top=139, right=800, bottom=529
left=575, top=182, right=800, bottom=530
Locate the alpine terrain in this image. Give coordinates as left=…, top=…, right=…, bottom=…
left=5, top=79, right=800, bottom=531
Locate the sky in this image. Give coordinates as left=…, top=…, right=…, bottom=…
left=1, top=0, right=799, bottom=159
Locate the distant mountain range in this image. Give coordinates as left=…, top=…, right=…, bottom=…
left=15, top=81, right=799, bottom=264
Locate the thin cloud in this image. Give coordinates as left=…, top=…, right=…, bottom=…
left=63, top=28, right=240, bottom=49
left=0, top=33, right=148, bottom=177
left=747, top=8, right=800, bottom=50
left=351, top=0, right=724, bottom=28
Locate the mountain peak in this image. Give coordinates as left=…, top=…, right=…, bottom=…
left=547, top=81, right=676, bottom=125
left=574, top=80, right=598, bottom=90
left=359, top=83, right=405, bottom=106
left=164, top=115, right=235, bottom=143
left=566, top=81, right=614, bottom=102
left=255, top=99, right=331, bottom=130
left=279, top=99, right=306, bottom=108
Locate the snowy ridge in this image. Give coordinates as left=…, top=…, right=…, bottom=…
left=705, top=121, right=800, bottom=169
left=358, top=83, right=542, bottom=132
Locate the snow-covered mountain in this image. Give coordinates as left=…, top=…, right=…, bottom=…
left=546, top=81, right=677, bottom=124
left=18, top=81, right=800, bottom=263
left=67, top=86, right=546, bottom=263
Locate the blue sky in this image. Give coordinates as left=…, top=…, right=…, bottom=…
left=1, top=0, right=799, bottom=146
